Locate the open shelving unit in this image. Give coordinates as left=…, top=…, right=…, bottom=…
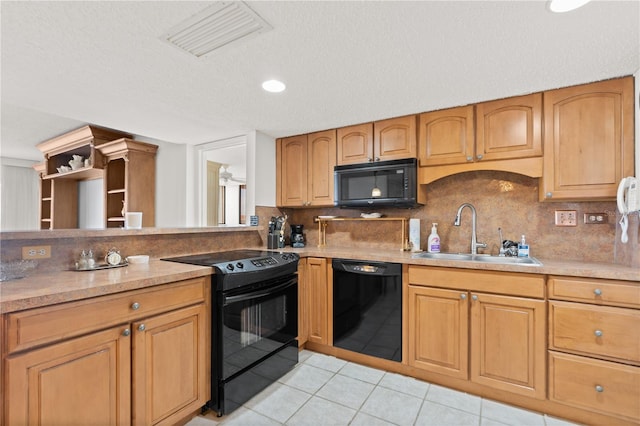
left=314, top=216, right=410, bottom=251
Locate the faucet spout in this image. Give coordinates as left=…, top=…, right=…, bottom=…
left=453, top=203, right=486, bottom=255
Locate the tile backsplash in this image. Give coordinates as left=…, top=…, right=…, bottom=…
left=283, top=170, right=638, bottom=266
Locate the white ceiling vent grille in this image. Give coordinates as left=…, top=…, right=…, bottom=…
left=162, top=1, right=272, bottom=57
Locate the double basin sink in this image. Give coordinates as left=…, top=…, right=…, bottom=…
left=412, top=252, right=542, bottom=266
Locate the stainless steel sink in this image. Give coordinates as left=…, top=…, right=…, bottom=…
left=412, top=252, right=542, bottom=266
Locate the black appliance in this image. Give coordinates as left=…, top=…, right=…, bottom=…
left=334, top=158, right=422, bottom=208
left=162, top=250, right=299, bottom=416
left=332, top=259, right=402, bottom=362
left=290, top=224, right=305, bottom=248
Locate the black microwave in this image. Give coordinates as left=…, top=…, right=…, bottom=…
left=334, top=158, right=422, bottom=208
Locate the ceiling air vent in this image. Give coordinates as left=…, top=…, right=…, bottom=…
left=162, top=1, right=272, bottom=58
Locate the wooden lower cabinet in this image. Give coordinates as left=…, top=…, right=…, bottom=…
left=304, top=257, right=330, bottom=345
left=547, top=275, right=640, bottom=423
left=6, top=326, right=131, bottom=425
left=408, top=286, right=469, bottom=379
left=470, top=293, right=545, bottom=399
left=4, top=278, right=210, bottom=426
left=407, top=267, right=546, bottom=400
left=132, top=304, right=207, bottom=426
left=549, top=351, right=640, bottom=422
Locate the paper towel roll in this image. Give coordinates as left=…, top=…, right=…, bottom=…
left=409, top=218, right=421, bottom=252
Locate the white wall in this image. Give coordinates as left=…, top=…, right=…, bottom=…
left=0, top=158, right=39, bottom=231
left=148, top=138, right=189, bottom=228
left=250, top=130, right=276, bottom=208
left=78, top=179, right=104, bottom=229
left=635, top=68, right=640, bottom=177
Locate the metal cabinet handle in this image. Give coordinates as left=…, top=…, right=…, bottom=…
left=594, top=330, right=603, bottom=337
left=466, top=156, right=473, bottom=162
left=595, top=385, right=604, bottom=393
left=374, top=157, right=380, bottom=162
left=471, top=294, right=478, bottom=301
left=476, top=154, right=483, bottom=160
left=546, top=192, right=553, bottom=198
left=138, top=324, right=146, bottom=332
left=460, top=293, right=467, bottom=300
left=594, top=288, right=602, bottom=296
left=131, top=302, right=140, bottom=310
left=122, top=328, right=131, bottom=337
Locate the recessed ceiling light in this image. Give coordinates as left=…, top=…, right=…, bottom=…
left=548, top=0, right=591, bottom=13
left=262, top=80, right=286, bottom=93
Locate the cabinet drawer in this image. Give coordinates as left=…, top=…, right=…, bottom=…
left=549, top=351, right=640, bottom=422
left=549, top=301, right=640, bottom=363
left=548, top=276, right=640, bottom=309
left=6, top=277, right=207, bottom=353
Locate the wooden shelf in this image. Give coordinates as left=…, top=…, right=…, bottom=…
left=42, top=167, right=104, bottom=181
left=314, top=216, right=410, bottom=251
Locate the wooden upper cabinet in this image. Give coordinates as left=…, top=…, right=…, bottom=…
left=337, top=123, right=374, bottom=165
left=418, top=105, right=474, bottom=166
left=307, top=130, right=337, bottom=206
left=374, top=115, right=417, bottom=161
left=277, top=135, right=308, bottom=207
left=337, top=116, right=417, bottom=165
left=476, top=93, right=542, bottom=161
left=540, top=76, right=635, bottom=201
left=277, top=131, right=336, bottom=207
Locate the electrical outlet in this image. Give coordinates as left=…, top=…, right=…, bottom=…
left=554, top=210, right=577, bottom=226
left=584, top=213, right=607, bottom=224
left=22, top=245, right=51, bottom=259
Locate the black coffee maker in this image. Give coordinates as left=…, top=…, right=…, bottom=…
left=290, top=224, right=305, bottom=248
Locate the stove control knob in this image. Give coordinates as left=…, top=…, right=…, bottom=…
left=236, top=262, right=244, bottom=269
left=226, top=263, right=234, bottom=271
left=282, top=254, right=289, bottom=260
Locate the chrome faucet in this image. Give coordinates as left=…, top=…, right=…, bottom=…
left=453, top=203, right=487, bottom=255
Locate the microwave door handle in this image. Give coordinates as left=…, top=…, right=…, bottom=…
left=224, top=277, right=297, bottom=304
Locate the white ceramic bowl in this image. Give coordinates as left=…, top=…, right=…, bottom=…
left=127, top=255, right=149, bottom=264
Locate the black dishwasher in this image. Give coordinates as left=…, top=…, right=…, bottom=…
left=332, top=259, right=402, bottom=362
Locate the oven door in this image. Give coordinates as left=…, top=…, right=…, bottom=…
left=218, top=274, right=298, bottom=381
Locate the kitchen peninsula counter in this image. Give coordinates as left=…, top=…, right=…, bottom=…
left=0, top=260, right=211, bottom=314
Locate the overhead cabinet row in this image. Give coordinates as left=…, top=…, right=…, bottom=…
left=276, top=76, right=635, bottom=207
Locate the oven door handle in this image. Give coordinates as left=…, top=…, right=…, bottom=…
left=223, top=277, right=297, bottom=304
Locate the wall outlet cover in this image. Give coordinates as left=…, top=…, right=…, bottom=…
left=554, top=210, right=577, bottom=226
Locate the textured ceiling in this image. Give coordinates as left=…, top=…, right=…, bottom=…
left=1, top=0, right=639, bottom=161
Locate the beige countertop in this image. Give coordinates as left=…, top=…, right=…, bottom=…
left=1, top=248, right=637, bottom=314
left=0, top=260, right=212, bottom=314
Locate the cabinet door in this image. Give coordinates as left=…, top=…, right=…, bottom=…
left=307, top=130, right=337, bottom=206
left=470, top=293, right=546, bottom=399
left=306, top=257, right=329, bottom=345
left=132, top=304, right=208, bottom=426
left=374, top=115, right=417, bottom=161
left=418, top=106, right=474, bottom=166
left=541, top=77, right=634, bottom=201
left=6, top=326, right=131, bottom=426
left=408, top=285, right=468, bottom=380
left=298, top=258, right=309, bottom=346
left=337, top=123, right=374, bottom=165
left=475, top=93, right=542, bottom=162
left=277, top=135, right=309, bottom=207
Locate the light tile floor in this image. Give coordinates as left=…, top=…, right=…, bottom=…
left=186, top=350, right=581, bottom=426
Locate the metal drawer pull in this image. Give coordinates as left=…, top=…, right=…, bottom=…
left=594, top=330, right=603, bottom=337
left=138, top=324, right=146, bottom=332
left=594, top=288, right=602, bottom=296
left=131, top=302, right=140, bottom=310
left=460, top=293, right=467, bottom=300
left=595, top=385, right=604, bottom=393
left=122, top=328, right=131, bottom=337
left=471, top=294, right=478, bottom=301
